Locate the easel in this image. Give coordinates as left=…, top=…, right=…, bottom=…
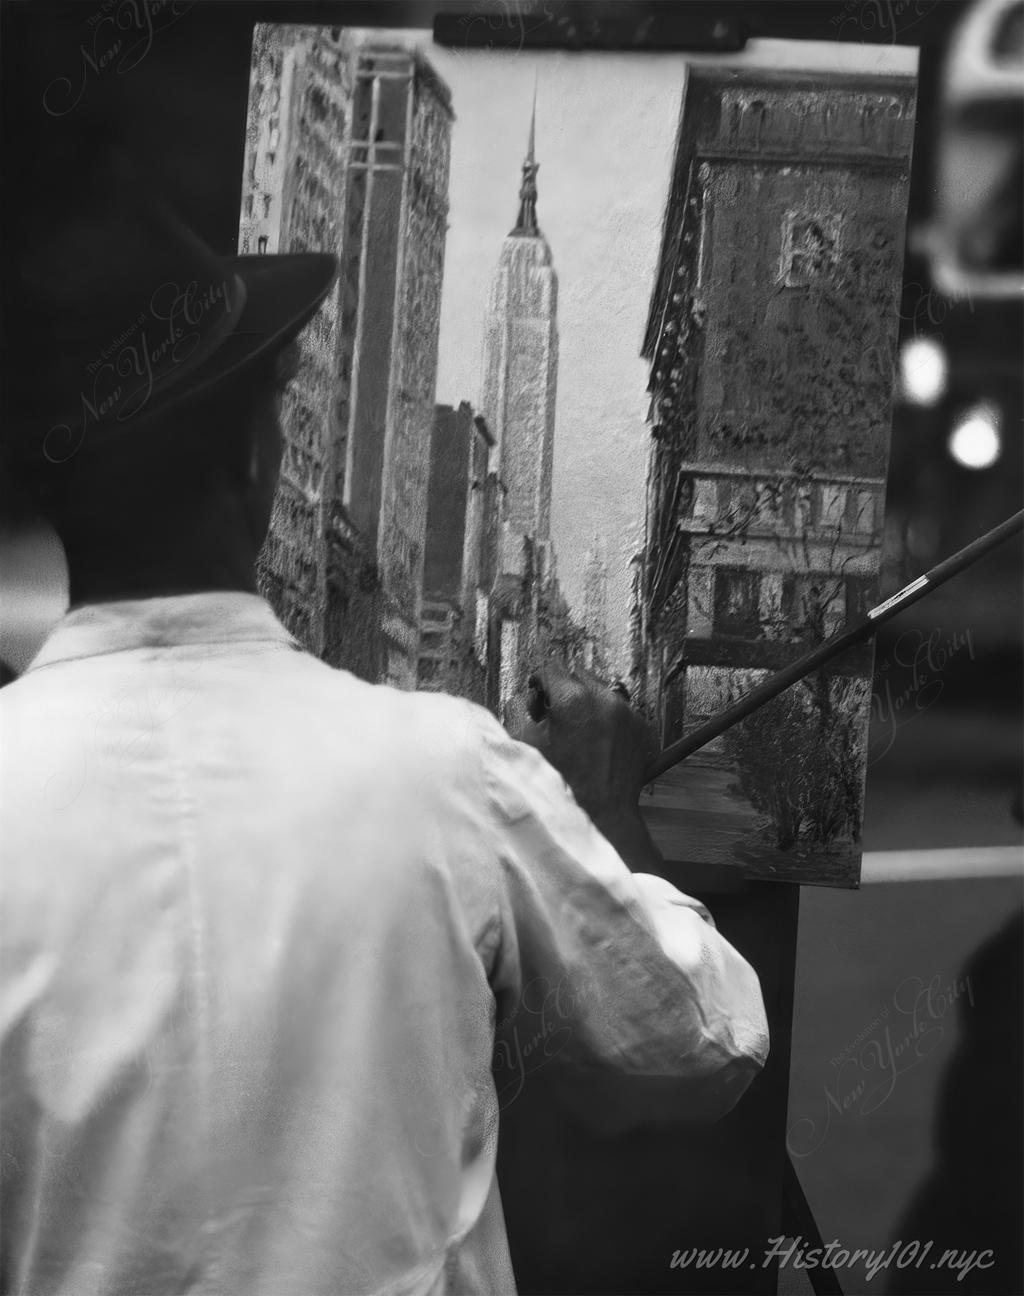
left=494, top=865, right=800, bottom=1295
left=497, top=512, right=1021, bottom=1295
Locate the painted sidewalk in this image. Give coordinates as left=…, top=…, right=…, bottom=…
left=639, top=758, right=765, bottom=869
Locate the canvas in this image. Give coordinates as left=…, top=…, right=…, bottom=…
left=238, top=24, right=918, bottom=888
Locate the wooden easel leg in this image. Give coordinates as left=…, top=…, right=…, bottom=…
left=782, top=1155, right=844, bottom=1296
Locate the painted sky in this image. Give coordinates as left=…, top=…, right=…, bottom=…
left=354, top=30, right=917, bottom=673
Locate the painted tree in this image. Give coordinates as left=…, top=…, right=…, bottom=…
left=681, top=469, right=875, bottom=852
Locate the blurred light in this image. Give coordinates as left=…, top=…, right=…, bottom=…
left=948, top=403, right=1003, bottom=469
left=900, top=336, right=948, bottom=405
left=933, top=0, right=1024, bottom=297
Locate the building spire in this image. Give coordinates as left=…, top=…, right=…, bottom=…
left=512, top=84, right=540, bottom=236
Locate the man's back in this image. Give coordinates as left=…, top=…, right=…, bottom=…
left=1, top=593, right=767, bottom=1295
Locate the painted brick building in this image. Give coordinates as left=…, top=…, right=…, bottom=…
left=580, top=539, right=612, bottom=676
left=635, top=66, right=916, bottom=746
left=239, top=24, right=356, bottom=656
left=238, top=29, right=453, bottom=684
left=340, top=47, right=453, bottom=687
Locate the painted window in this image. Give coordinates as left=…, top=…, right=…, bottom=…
left=780, top=211, right=842, bottom=286
left=847, top=489, right=876, bottom=534
left=713, top=567, right=762, bottom=637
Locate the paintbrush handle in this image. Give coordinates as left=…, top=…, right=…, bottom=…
left=644, top=509, right=1024, bottom=782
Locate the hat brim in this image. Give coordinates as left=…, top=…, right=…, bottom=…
left=22, top=251, right=339, bottom=466
left=151, top=251, right=339, bottom=414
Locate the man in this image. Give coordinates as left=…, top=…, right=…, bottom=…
left=0, top=163, right=768, bottom=1294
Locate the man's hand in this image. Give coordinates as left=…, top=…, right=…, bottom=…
left=508, top=662, right=664, bottom=873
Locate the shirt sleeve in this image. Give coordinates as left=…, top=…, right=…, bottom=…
left=476, top=712, right=769, bottom=1124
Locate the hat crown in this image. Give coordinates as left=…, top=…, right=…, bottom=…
left=4, top=142, right=337, bottom=479
left=9, top=172, right=247, bottom=468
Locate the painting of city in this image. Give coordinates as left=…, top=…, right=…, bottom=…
left=238, top=25, right=918, bottom=887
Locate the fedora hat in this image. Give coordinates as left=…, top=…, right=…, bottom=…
left=3, top=147, right=337, bottom=476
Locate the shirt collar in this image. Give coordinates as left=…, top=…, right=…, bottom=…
left=26, top=592, right=301, bottom=673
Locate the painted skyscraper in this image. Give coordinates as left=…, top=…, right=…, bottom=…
left=475, top=100, right=567, bottom=717
left=581, top=538, right=611, bottom=673
left=238, top=30, right=453, bottom=685
left=336, top=47, right=453, bottom=688
left=239, top=25, right=357, bottom=656
left=479, top=100, right=559, bottom=540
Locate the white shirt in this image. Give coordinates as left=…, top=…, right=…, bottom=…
left=0, top=593, right=768, bottom=1296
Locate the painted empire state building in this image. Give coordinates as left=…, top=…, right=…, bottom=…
left=479, top=103, right=559, bottom=540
